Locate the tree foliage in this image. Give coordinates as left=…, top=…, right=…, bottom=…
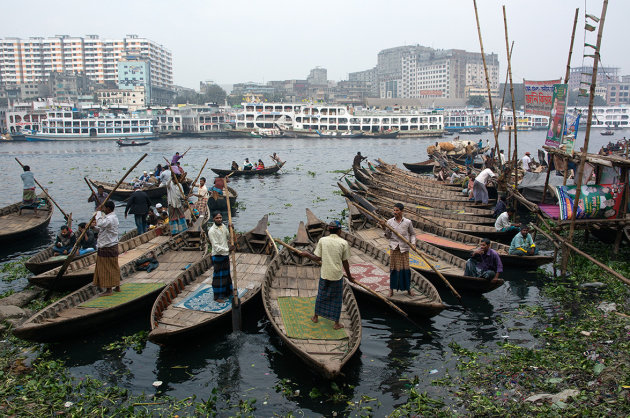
left=466, top=95, right=486, bottom=107
left=174, top=85, right=227, bottom=105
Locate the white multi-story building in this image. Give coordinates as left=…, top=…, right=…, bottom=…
left=0, top=34, right=172, bottom=88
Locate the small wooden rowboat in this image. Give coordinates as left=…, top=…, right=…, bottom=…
left=343, top=196, right=503, bottom=294
left=148, top=216, right=274, bottom=344
left=89, top=179, right=191, bottom=200
left=305, top=209, right=445, bottom=317
left=403, top=160, right=439, bottom=174
left=0, top=193, right=53, bottom=243
left=14, top=232, right=205, bottom=342
left=207, top=186, right=238, bottom=213
left=28, top=227, right=169, bottom=290
left=262, top=221, right=362, bottom=378
left=116, top=139, right=150, bottom=147
left=210, top=161, right=285, bottom=177
left=25, top=228, right=139, bottom=275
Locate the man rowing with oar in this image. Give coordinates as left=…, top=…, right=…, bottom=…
left=378, top=203, right=415, bottom=297
left=300, top=220, right=355, bottom=330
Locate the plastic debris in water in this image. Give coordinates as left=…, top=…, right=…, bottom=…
left=152, top=381, right=163, bottom=387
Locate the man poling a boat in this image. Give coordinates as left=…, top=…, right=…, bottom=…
left=299, top=220, right=355, bottom=330
left=207, top=212, right=234, bottom=303
left=19, top=165, right=39, bottom=216
left=378, top=202, right=415, bottom=297
left=353, top=152, right=367, bottom=167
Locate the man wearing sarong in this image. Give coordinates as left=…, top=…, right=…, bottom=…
left=207, top=212, right=234, bottom=303
left=300, top=221, right=355, bottom=330
left=192, top=177, right=209, bottom=218
left=88, top=185, right=108, bottom=210
left=379, top=203, right=415, bottom=297
left=509, top=225, right=538, bottom=256
left=92, top=200, right=120, bottom=295
left=165, top=169, right=188, bottom=235
left=472, top=166, right=495, bottom=204
left=19, top=165, right=38, bottom=216
left=464, top=238, right=502, bottom=281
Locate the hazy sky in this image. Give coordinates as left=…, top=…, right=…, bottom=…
left=2, top=0, right=627, bottom=89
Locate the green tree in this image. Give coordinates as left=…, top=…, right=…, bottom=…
left=202, top=84, right=227, bottom=104
left=467, top=95, right=486, bottom=107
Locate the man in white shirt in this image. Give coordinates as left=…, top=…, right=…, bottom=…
left=522, top=152, right=532, bottom=172
left=473, top=167, right=495, bottom=204
left=379, top=203, right=416, bottom=297
left=19, top=165, right=38, bottom=216
left=92, top=200, right=120, bottom=295
left=499, top=149, right=506, bottom=166
left=494, top=207, right=519, bottom=232
left=207, top=212, right=234, bottom=303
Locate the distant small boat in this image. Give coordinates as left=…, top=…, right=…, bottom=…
left=117, top=139, right=150, bottom=146
left=600, top=130, right=614, bottom=136
left=316, top=130, right=364, bottom=138
left=210, top=161, right=285, bottom=177
left=364, top=130, right=399, bottom=138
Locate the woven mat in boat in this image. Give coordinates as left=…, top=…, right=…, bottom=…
left=385, top=249, right=441, bottom=271
left=79, top=283, right=164, bottom=308
left=175, top=284, right=248, bottom=313
left=277, top=297, right=347, bottom=340
left=350, top=263, right=390, bottom=292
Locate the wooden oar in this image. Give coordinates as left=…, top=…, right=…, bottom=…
left=348, top=200, right=464, bottom=304
left=162, top=157, right=196, bottom=222
left=186, top=158, right=209, bottom=199
left=15, top=157, right=70, bottom=221
left=272, top=237, right=422, bottom=329
left=180, top=146, right=192, bottom=158
left=55, top=154, right=148, bottom=281
left=223, top=179, right=241, bottom=331
left=266, top=229, right=279, bottom=255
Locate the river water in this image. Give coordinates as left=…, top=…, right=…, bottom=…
left=0, top=129, right=627, bottom=415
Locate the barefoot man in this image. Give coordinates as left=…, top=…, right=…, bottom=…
left=93, top=200, right=120, bottom=295
left=207, top=212, right=234, bottom=303
left=300, top=220, right=355, bottom=330
left=379, top=203, right=415, bottom=297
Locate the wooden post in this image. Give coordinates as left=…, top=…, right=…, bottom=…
left=472, top=0, right=501, bottom=161
left=563, top=0, right=609, bottom=274
left=496, top=41, right=514, bottom=167
left=503, top=6, right=519, bottom=188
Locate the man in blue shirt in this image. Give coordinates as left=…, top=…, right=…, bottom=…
left=509, top=225, right=538, bottom=256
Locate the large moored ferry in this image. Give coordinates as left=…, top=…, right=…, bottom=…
left=25, top=109, right=156, bottom=141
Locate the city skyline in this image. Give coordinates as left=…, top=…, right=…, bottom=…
left=1, top=0, right=628, bottom=89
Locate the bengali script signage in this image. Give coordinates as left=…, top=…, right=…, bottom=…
left=523, top=79, right=560, bottom=116
left=545, top=84, right=569, bottom=148
left=554, top=183, right=625, bottom=220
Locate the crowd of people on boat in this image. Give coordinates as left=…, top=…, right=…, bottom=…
left=599, top=138, right=628, bottom=155
left=230, top=153, right=283, bottom=171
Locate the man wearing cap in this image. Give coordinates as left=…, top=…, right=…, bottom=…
left=300, top=220, right=355, bottom=330
left=379, top=203, right=415, bottom=297
left=139, top=171, right=151, bottom=185
left=125, top=184, right=152, bottom=234
left=522, top=152, right=532, bottom=172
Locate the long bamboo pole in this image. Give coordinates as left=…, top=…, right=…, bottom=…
left=56, top=154, right=148, bottom=280
left=502, top=5, right=519, bottom=188
left=496, top=41, right=514, bottom=157
left=15, top=158, right=70, bottom=220
left=186, top=158, right=208, bottom=199
left=472, top=0, right=500, bottom=160
left=162, top=156, right=197, bottom=223
left=224, top=179, right=241, bottom=331
left=563, top=0, right=609, bottom=274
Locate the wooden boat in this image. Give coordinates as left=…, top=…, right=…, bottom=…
left=343, top=198, right=503, bottom=293
left=210, top=161, right=285, bottom=177
left=116, top=139, right=150, bottom=146
left=600, top=130, right=614, bottom=136
left=207, top=186, right=238, bottom=213
left=0, top=193, right=53, bottom=243
left=304, top=209, right=445, bottom=317
left=148, top=216, right=274, bottom=344
left=14, top=231, right=205, bottom=342
left=403, top=160, right=439, bottom=174
left=89, top=179, right=190, bottom=200
left=359, top=171, right=474, bottom=201
left=25, top=227, right=139, bottom=275
left=363, top=130, right=399, bottom=138
left=317, top=130, right=364, bottom=138
left=28, top=227, right=170, bottom=290
left=262, top=221, right=362, bottom=378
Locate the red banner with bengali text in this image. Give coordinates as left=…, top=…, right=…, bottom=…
left=523, top=79, right=561, bottom=116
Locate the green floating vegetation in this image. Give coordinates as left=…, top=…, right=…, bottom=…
left=0, top=257, right=30, bottom=283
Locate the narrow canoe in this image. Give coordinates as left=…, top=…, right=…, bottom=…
left=0, top=193, right=53, bottom=243
left=89, top=178, right=193, bottom=200
left=28, top=227, right=170, bottom=290
left=210, top=161, right=286, bottom=177
left=403, top=160, right=439, bottom=174
left=116, top=140, right=150, bottom=147
left=148, top=216, right=274, bottom=344
left=14, top=231, right=205, bottom=342
left=262, top=221, right=362, bottom=378
left=305, top=209, right=445, bottom=317
left=343, top=196, right=504, bottom=293
left=25, top=228, right=139, bottom=275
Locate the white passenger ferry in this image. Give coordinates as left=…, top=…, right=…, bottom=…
left=566, top=106, right=630, bottom=128
left=25, top=109, right=156, bottom=141
left=234, top=102, right=443, bottom=135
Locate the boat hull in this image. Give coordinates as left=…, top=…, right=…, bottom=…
left=210, top=162, right=285, bottom=177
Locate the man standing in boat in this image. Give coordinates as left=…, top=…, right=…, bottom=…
left=300, top=220, right=355, bottom=330
left=164, top=169, right=187, bottom=235
left=207, top=212, right=234, bottom=303
left=379, top=203, right=415, bottom=297
left=19, top=165, right=38, bottom=216
left=92, top=200, right=120, bottom=296
left=88, top=185, right=108, bottom=210
left=125, top=184, right=152, bottom=234
left=353, top=152, right=367, bottom=167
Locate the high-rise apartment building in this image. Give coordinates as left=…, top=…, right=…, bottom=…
left=0, top=34, right=172, bottom=88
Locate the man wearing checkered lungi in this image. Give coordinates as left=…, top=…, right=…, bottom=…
left=207, top=212, right=234, bottom=303
left=300, top=221, right=355, bottom=330
left=379, top=202, right=415, bottom=297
